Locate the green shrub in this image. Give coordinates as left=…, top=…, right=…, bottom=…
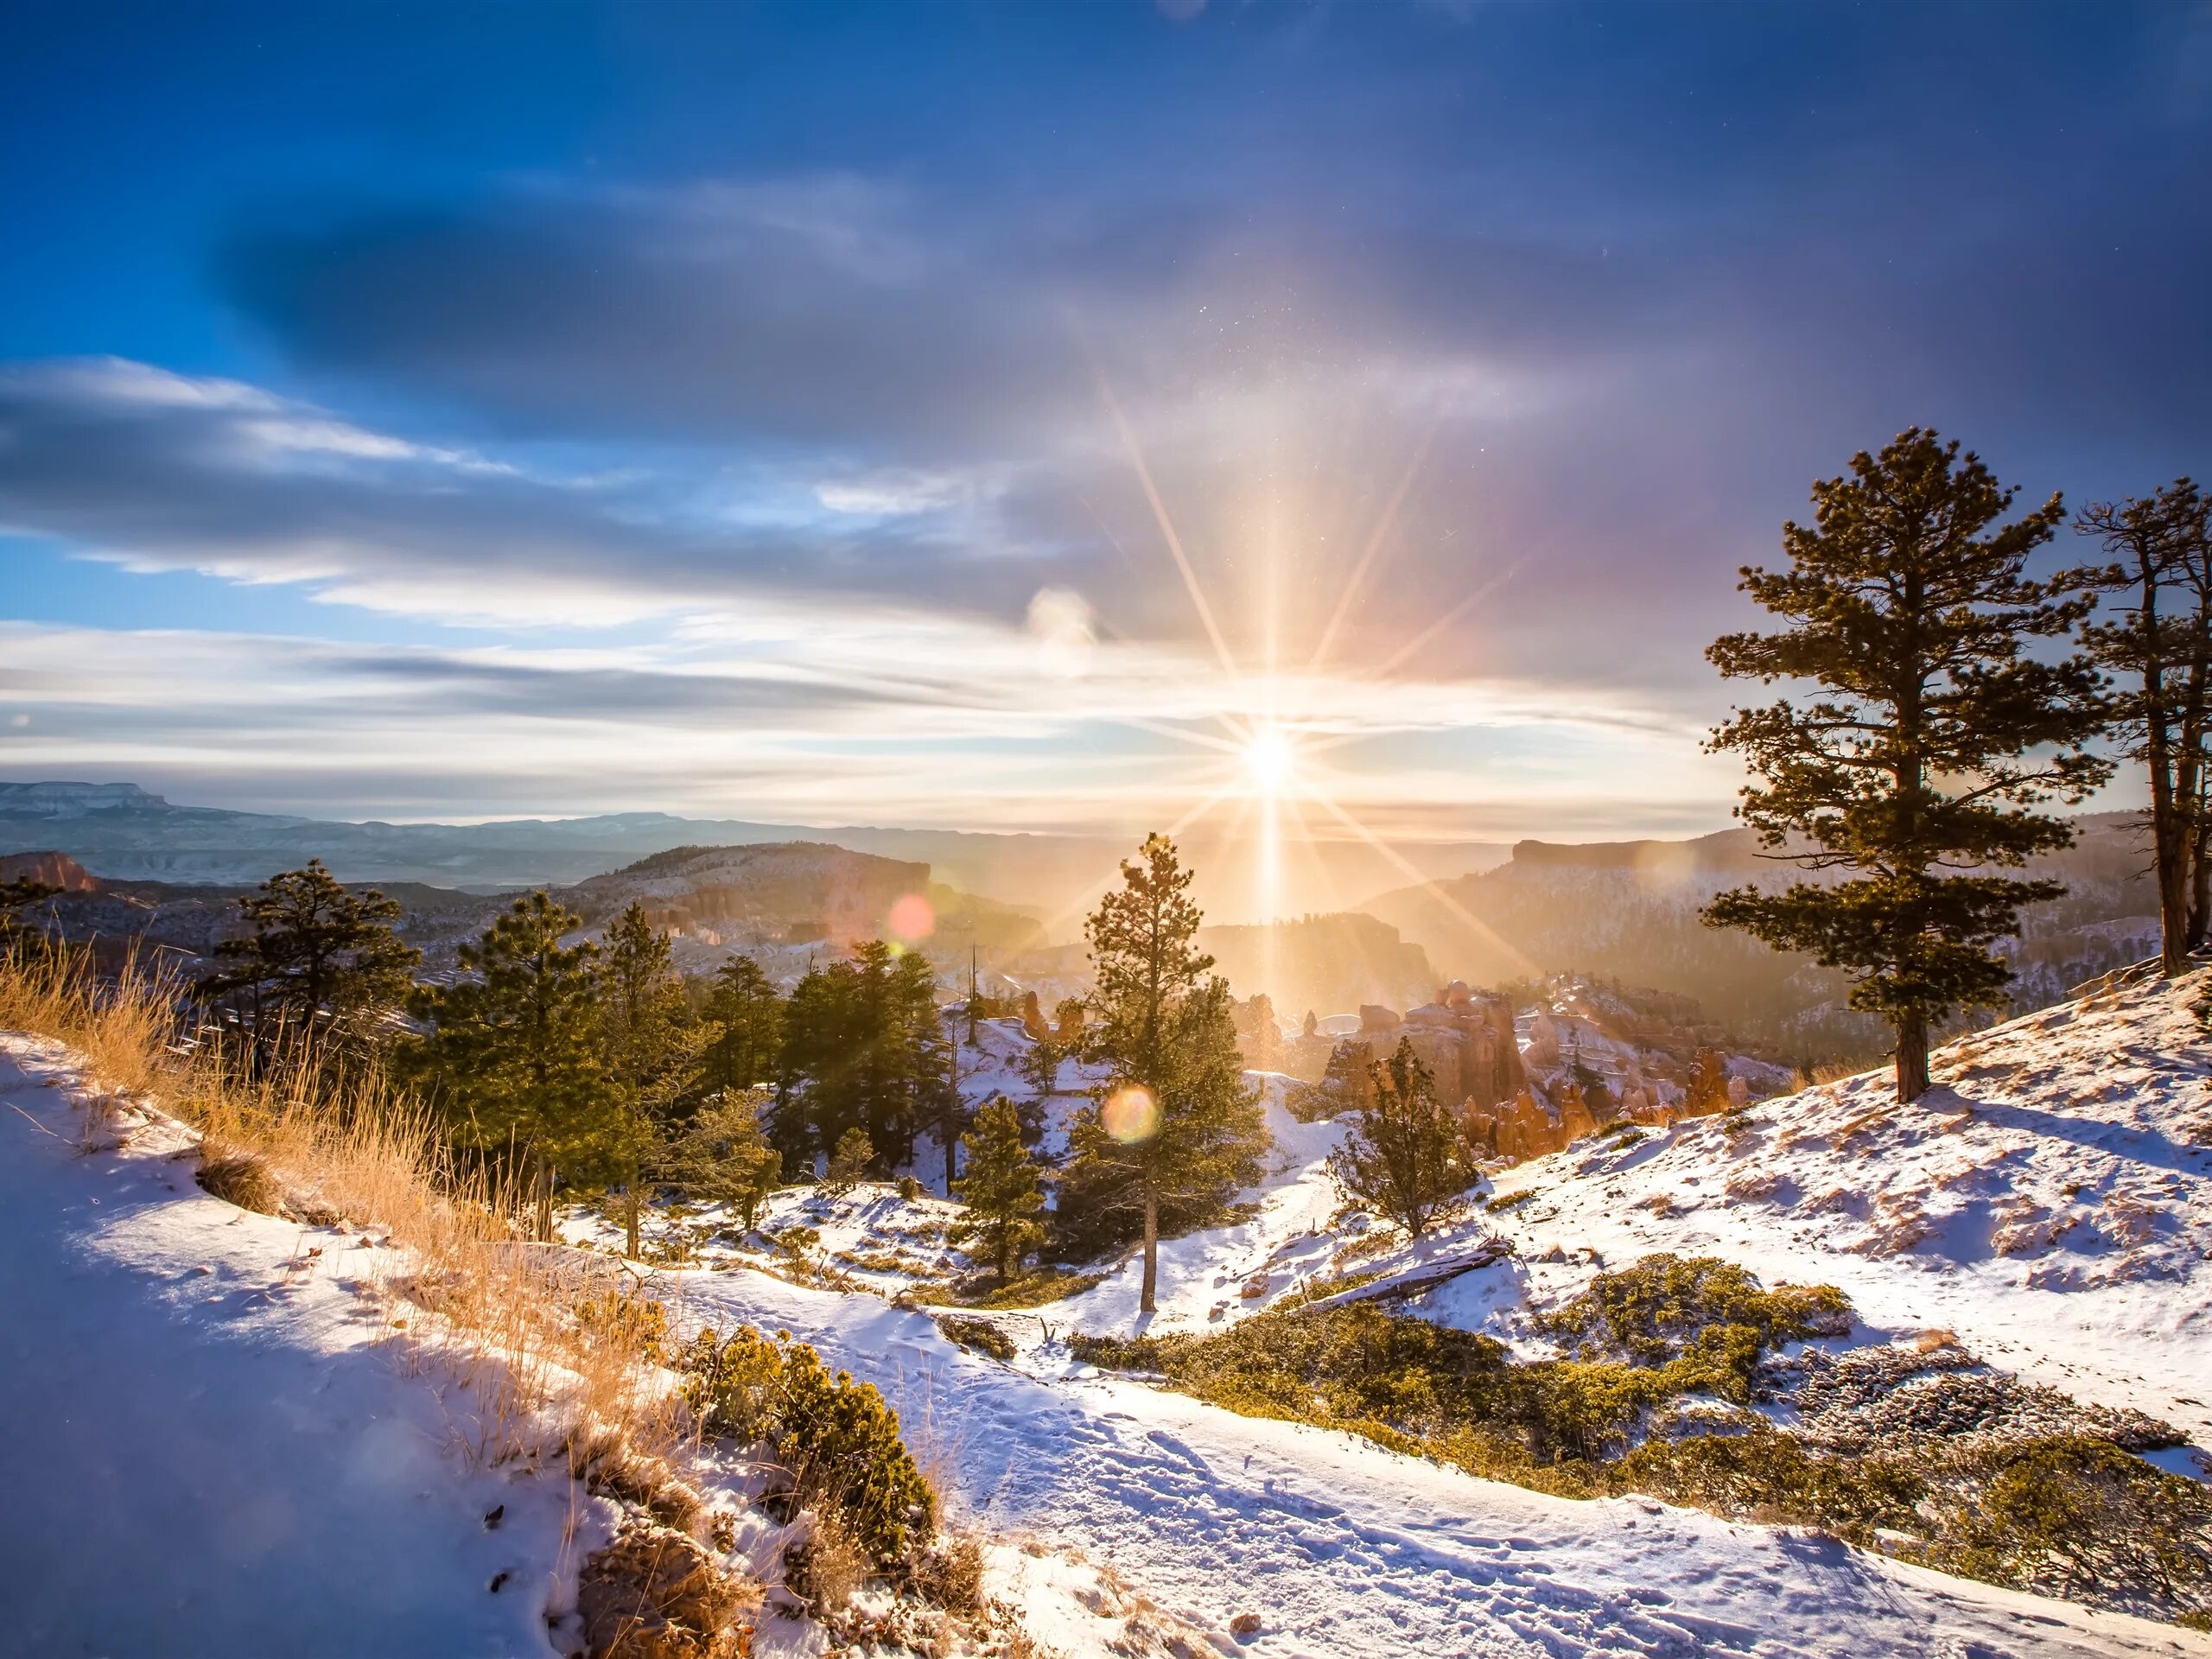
left=1538, top=1254, right=1850, bottom=1390
left=677, top=1325, right=935, bottom=1572
left=1615, top=1431, right=1924, bottom=1544
left=1924, top=1436, right=2212, bottom=1617
left=574, top=1288, right=671, bottom=1366
left=936, top=1315, right=1015, bottom=1361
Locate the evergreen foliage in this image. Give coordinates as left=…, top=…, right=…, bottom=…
left=1705, top=429, right=2110, bottom=1100
left=1327, top=1037, right=1480, bottom=1237
left=597, top=902, right=696, bottom=1256
left=2064, top=480, right=2212, bottom=971
left=824, top=1127, right=874, bottom=1195
left=1019, top=1030, right=1062, bottom=1103
left=949, top=1096, right=1045, bottom=1284
left=678, top=1325, right=936, bottom=1571
left=778, top=942, right=945, bottom=1173
left=666, top=1088, right=783, bottom=1230
left=1058, top=835, right=1268, bottom=1310
left=0, top=877, right=59, bottom=956
left=194, top=859, right=418, bottom=1040
left=401, top=890, right=619, bottom=1237
left=700, top=952, right=785, bottom=1094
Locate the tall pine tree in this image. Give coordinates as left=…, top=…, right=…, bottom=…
left=701, top=952, right=785, bottom=1094
left=1059, top=835, right=1267, bottom=1312
left=2065, top=480, right=2212, bottom=970
left=597, top=902, right=696, bottom=1256
left=403, top=890, right=619, bottom=1238
left=1705, top=429, right=2108, bottom=1102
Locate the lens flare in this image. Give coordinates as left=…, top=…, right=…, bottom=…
left=888, top=892, right=936, bottom=942
left=1101, top=1084, right=1160, bottom=1143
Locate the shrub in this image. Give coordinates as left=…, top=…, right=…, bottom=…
left=677, top=1325, right=935, bottom=1573
left=1537, top=1254, right=1850, bottom=1389
left=1615, top=1431, right=1924, bottom=1544
left=1071, top=1262, right=1859, bottom=1465
left=575, top=1289, right=671, bottom=1367
left=576, top=1520, right=754, bottom=1658
left=936, top=1316, right=1015, bottom=1361
left=1925, top=1436, right=2212, bottom=1617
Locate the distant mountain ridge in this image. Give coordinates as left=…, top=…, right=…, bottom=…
left=0, top=779, right=1505, bottom=924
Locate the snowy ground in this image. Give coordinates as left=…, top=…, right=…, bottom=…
left=0, top=1034, right=601, bottom=1658
left=12, top=957, right=2212, bottom=1657
left=658, top=1262, right=2209, bottom=1659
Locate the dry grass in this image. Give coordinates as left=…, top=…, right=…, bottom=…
left=196, top=1151, right=285, bottom=1215
left=0, top=943, right=690, bottom=1484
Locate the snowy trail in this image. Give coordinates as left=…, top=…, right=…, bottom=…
left=0, top=1038, right=582, bottom=1659
left=671, top=1266, right=2209, bottom=1659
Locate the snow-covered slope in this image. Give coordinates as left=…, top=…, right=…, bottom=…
left=0, top=1036, right=595, bottom=1657
left=1483, top=963, right=2212, bottom=1440
left=660, top=1263, right=2208, bottom=1659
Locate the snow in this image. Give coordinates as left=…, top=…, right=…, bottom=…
left=1479, top=963, right=2212, bottom=1442
left=658, top=1262, right=2209, bottom=1659
left=0, top=1034, right=596, bottom=1658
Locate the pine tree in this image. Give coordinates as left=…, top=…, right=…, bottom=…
left=402, top=890, right=619, bottom=1238
left=1705, top=429, right=2109, bottom=1102
left=2064, top=480, right=2212, bottom=970
left=1058, top=835, right=1268, bottom=1312
left=915, top=999, right=969, bottom=1192
left=0, top=877, right=59, bottom=957
left=1020, top=1029, right=1062, bottom=1103
left=598, top=902, right=696, bottom=1257
left=196, top=859, right=419, bottom=1043
left=949, top=1096, right=1046, bottom=1285
left=667, top=1088, right=783, bottom=1231
left=1328, top=1038, right=1479, bottom=1238
left=825, top=1127, right=874, bottom=1196
left=702, top=953, right=785, bottom=1094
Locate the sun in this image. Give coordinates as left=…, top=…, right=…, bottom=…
left=1241, top=725, right=1299, bottom=795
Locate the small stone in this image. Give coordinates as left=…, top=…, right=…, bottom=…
left=1230, top=1612, right=1262, bottom=1638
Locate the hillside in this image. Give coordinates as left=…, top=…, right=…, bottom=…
left=4, top=841, right=1043, bottom=986
left=556, top=969, right=2212, bottom=1655
left=1366, top=814, right=2161, bottom=1058
left=1479, top=961, right=2212, bottom=1443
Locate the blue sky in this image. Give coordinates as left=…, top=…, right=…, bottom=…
left=2, top=0, right=2207, bottom=842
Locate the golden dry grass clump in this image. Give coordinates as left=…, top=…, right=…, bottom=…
left=195, top=1150, right=285, bottom=1215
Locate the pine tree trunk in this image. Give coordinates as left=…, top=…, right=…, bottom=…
left=2158, top=836, right=2192, bottom=976
left=1894, top=1013, right=1932, bottom=1103
left=624, top=1173, right=641, bottom=1260
left=535, top=1157, right=556, bottom=1242
left=1140, top=1189, right=1159, bottom=1314
left=944, top=1128, right=957, bottom=1195
left=2190, top=804, right=2212, bottom=954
